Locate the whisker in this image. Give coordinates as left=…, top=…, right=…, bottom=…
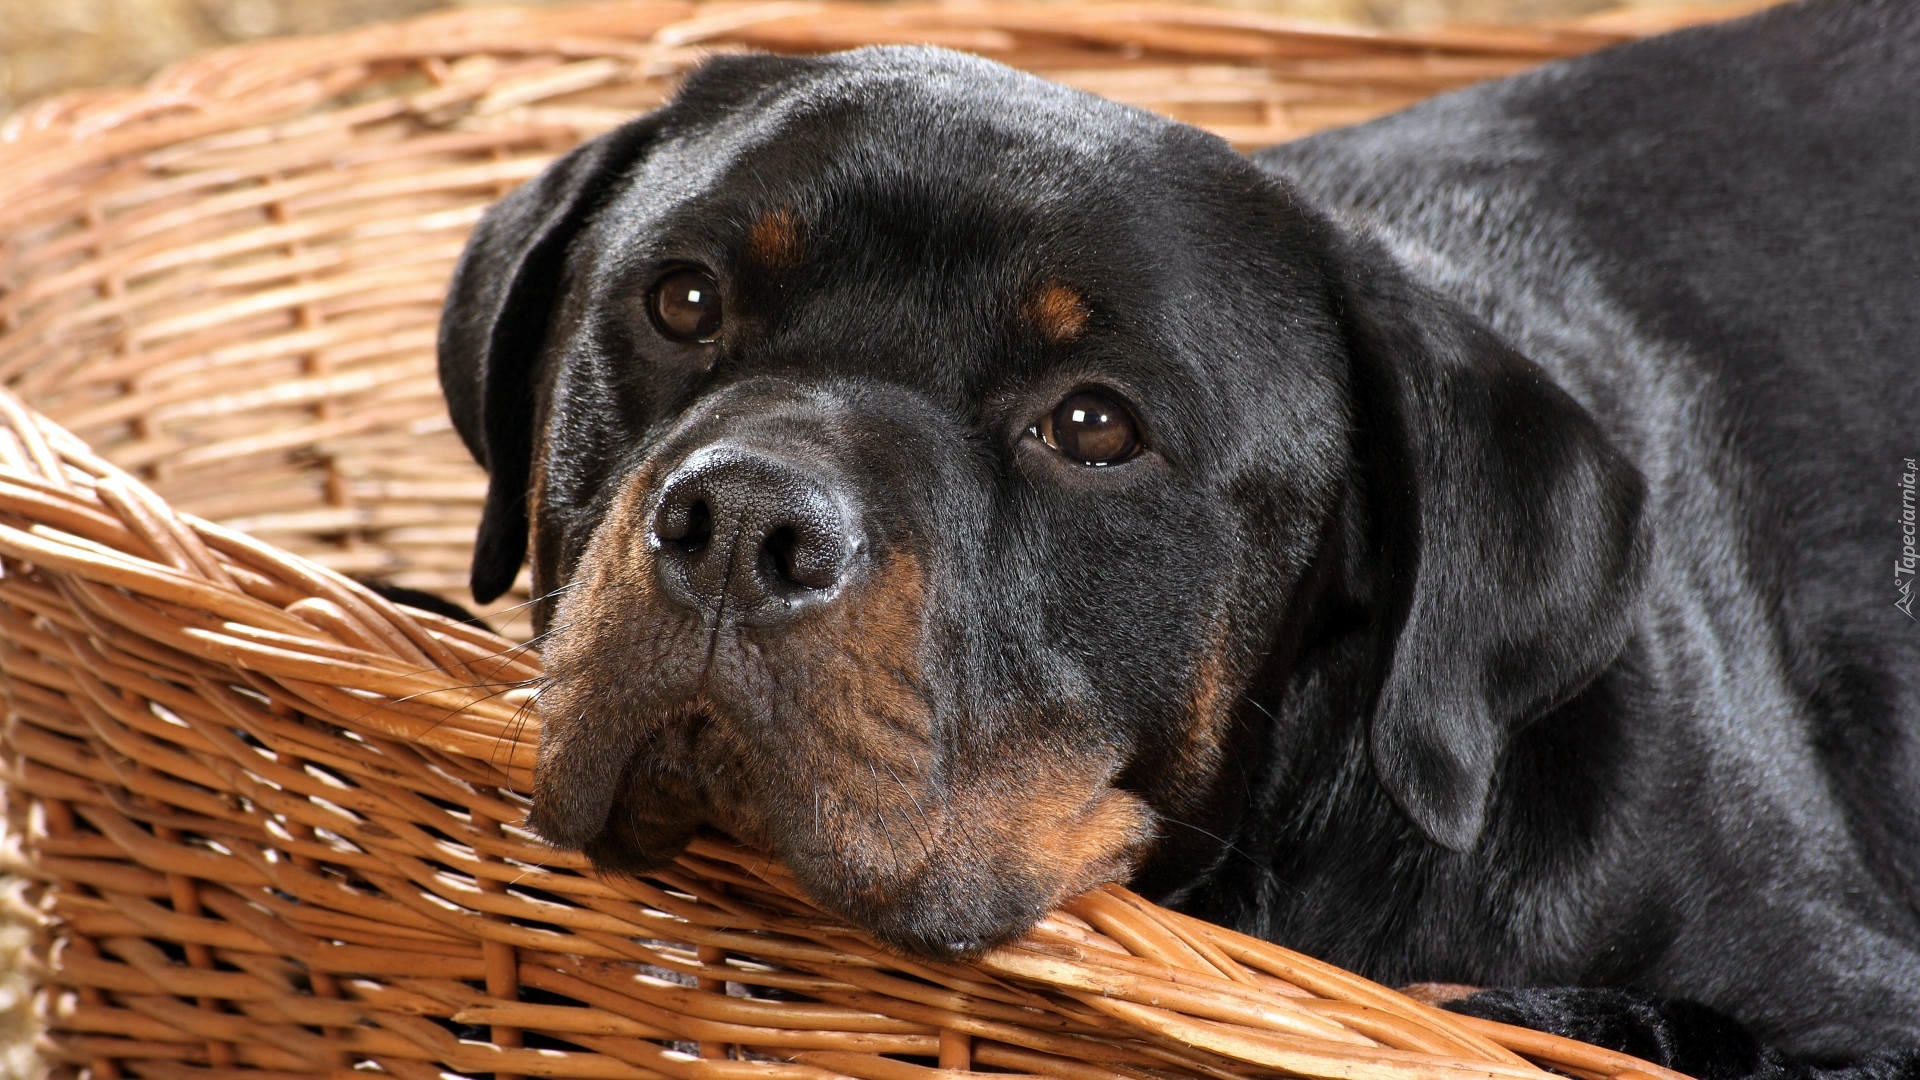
left=378, top=622, right=566, bottom=685
left=474, top=624, right=568, bottom=688
left=482, top=580, right=581, bottom=639
left=348, top=678, right=539, bottom=746
left=493, top=682, right=548, bottom=772
left=866, top=759, right=909, bottom=873
left=876, top=755, right=936, bottom=864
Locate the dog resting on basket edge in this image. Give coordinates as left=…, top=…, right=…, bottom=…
left=430, top=0, right=1920, bottom=1075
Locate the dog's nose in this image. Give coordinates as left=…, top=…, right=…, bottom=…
left=651, top=446, right=859, bottom=622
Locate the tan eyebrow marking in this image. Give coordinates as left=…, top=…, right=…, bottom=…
left=1026, top=281, right=1091, bottom=344
left=746, top=207, right=805, bottom=271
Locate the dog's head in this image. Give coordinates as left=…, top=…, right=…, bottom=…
left=438, top=47, right=1647, bottom=957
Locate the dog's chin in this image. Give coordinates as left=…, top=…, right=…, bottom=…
left=535, top=782, right=1143, bottom=962
left=784, top=850, right=1066, bottom=960
left=525, top=794, right=698, bottom=869
left=776, top=787, right=1156, bottom=960
left=525, top=746, right=707, bottom=872
left=575, top=814, right=702, bottom=875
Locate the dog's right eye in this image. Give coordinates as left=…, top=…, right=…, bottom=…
left=648, top=267, right=723, bottom=343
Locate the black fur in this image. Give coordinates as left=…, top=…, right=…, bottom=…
left=437, top=1, right=1920, bottom=1073
left=438, top=116, right=667, bottom=603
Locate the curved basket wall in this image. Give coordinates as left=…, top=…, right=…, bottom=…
left=0, top=4, right=1755, bottom=1079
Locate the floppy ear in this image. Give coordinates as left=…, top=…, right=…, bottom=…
left=1334, top=239, right=1649, bottom=851
left=437, top=117, right=662, bottom=603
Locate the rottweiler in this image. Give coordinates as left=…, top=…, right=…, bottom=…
left=435, top=0, right=1920, bottom=1074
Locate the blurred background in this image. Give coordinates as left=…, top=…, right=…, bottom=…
left=4, top=0, right=1750, bottom=113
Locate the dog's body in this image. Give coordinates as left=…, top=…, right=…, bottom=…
left=437, top=0, right=1920, bottom=1073
left=1221, top=3, right=1920, bottom=1060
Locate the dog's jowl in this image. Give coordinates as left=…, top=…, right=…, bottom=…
left=437, top=1, right=1920, bottom=1074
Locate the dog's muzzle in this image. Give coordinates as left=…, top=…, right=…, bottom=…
left=526, top=397, right=1154, bottom=958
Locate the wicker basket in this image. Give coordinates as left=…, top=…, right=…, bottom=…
left=0, top=3, right=1763, bottom=1078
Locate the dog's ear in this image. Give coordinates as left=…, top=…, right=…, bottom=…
left=1334, top=239, right=1649, bottom=852
left=438, top=54, right=831, bottom=604
left=436, top=118, right=662, bottom=603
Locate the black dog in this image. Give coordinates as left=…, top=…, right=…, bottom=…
left=436, top=0, right=1920, bottom=1074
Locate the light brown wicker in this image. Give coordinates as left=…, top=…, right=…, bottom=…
left=0, top=3, right=1769, bottom=1079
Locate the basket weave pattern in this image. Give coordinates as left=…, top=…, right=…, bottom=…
left=0, top=4, right=1755, bottom=1078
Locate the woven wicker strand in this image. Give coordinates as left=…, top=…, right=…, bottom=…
left=0, top=3, right=1766, bottom=1078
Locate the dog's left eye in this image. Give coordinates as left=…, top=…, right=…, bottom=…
left=1032, top=389, right=1141, bottom=466
left=648, top=267, right=723, bottom=343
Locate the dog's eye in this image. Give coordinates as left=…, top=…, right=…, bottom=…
left=648, top=267, right=723, bottom=343
left=1034, top=389, right=1141, bottom=466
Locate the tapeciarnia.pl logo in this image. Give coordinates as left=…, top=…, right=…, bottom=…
left=1899, top=458, right=1918, bottom=619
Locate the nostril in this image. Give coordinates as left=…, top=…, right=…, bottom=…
left=762, top=526, right=800, bottom=585
left=682, top=499, right=712, bottom=552
left=655, top=494, right=713, bottom=554
left=760, top=521, right=844, bottom=592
